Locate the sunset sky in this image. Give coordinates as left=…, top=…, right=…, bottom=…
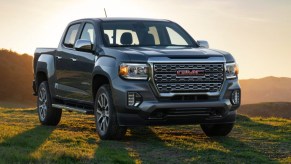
left=0, top=0, right=290, bottom=79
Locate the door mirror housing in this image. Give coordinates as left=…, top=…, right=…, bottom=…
left=197, top=40, right=209, bottom=48
left=74, top=39, right=93, bottom=52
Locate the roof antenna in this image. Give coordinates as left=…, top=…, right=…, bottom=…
left=104, top=8, right=107, bottom=17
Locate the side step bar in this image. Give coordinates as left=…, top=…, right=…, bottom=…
left=52, top=104, right=93, bottom=114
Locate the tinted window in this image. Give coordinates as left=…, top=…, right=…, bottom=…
left=101, top=21, right=196, bottom=47
left=80, top=23, right=95, bottom=45
left=63, top=24, right=80, bottom=48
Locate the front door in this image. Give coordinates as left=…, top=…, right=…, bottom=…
left=68, top=23, right=96, bottom=102
left=55, top=23, right=95, bottom=103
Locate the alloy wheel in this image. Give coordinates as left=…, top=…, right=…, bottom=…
left=38, top=87, right=47, bottom=121
left=96, top=93, right=110, bottom=133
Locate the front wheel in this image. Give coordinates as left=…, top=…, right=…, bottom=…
left=37, top=81, right=62, bottom=126
left=200, top=123, right=234, bottom=137
left=94, top=84, right=127, bottom=140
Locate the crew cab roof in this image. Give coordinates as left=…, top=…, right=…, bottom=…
left=72, top=17, right=171, bottom=23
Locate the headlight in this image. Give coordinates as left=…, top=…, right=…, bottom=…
left=225, top=63, right=239, bottom=79
left=119, top=63, right=149, bottom=80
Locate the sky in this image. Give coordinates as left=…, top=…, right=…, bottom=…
left=0, top=0, right=291, bottom=79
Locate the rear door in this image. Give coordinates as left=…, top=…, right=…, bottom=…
left=55, top=23, right=84, bottom=100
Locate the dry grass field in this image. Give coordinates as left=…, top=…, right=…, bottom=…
left=0, top=107, right=290, bottom=163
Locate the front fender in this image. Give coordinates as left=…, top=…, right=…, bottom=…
left=92, top=55, right=118, bottom=90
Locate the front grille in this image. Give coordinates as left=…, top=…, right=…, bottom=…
left=153, top=63, right=224, bottom=93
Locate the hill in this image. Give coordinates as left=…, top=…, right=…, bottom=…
left=240, top=76, right=291, bottom=104
left=0, top=107, right=290, bottom=163
left=239, top=102, right=291, bottom=119
left=0, top=49, right=34, bottom=107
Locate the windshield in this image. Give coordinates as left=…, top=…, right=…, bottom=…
left=101, top=21, right=197, bottom=47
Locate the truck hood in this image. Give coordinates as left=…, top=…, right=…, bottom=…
left=107, top=46, right=235, bottom=63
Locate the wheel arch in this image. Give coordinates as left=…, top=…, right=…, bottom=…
left=36, top=71, right=48, bottom=92
left=35, top=66, right=48, bottom=96
left=92, top=57, right=118, bottom=101
left=92, top=74, right=111, bottom=101
left=35, top=53, right=56, bottom=98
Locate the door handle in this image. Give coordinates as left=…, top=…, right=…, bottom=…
left=70, top=58, right=77, bottom=62
left=56, top=56, right=62, bottom=60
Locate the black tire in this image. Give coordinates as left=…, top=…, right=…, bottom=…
left=37, top=81, right=62, bottom=126
left=94, top=84, right=127, bottom=140
left=200, top=123, right=234, bottom=137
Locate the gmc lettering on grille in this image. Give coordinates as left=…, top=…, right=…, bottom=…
left=176, top=70, right=205, bottom=76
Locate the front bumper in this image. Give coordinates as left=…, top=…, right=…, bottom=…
left=111, top=77, right=240, bottom=126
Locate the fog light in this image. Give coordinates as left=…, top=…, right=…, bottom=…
left=128, top=92, right=142, bottom=107
left=231, top=90, right=240, bottom=105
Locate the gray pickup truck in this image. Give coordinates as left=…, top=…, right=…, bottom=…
left=33, top=18, right=241, bottom=140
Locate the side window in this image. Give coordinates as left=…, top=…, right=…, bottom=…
left=80, top=23, right=95, bottom=45
left=166, top=27, right=188, bottom=45
left=63, top=24, right=80, bottom=48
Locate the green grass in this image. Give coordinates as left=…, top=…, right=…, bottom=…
left=0, top=107, right=290, bottom=163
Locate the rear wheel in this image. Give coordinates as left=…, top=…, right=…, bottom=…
left=94, top=84, right=127, bottom=140
left=200, top=123, right=234, bottom=137
left=37, top=81, right=62, bottom=126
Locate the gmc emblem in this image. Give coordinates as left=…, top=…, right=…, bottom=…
left=176, top=69, right=205, bottom=76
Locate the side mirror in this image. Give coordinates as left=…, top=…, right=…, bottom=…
left=74, top=39, right=92, bottom=52
left=197, top=40, right=209, bottom=48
